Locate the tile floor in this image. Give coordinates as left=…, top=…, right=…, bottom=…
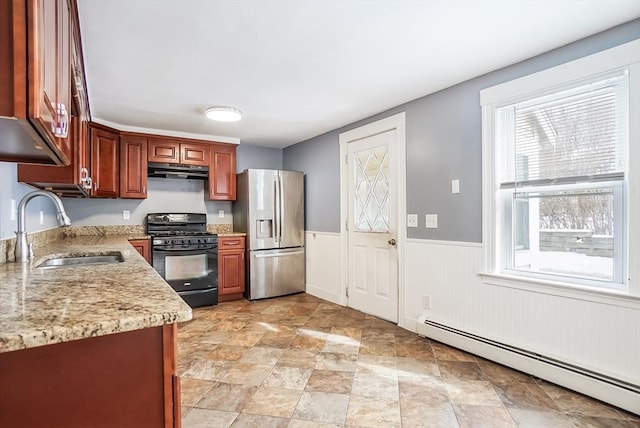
left=177, top=293, right=639, bottom=428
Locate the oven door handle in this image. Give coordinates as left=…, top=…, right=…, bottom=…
left=178, top=288, right=217, bottom=297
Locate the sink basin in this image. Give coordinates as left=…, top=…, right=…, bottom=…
left=36, top=252, right=124, bottom=269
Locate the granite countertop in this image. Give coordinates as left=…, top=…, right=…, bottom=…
left=217, top=232, right=246, bottom=237
left=0, top=235, right=192, bottom=354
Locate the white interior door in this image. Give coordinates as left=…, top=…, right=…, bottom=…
left=347, top=129, right=398, bottom=322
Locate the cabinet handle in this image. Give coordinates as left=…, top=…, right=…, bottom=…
left=80, top=168, right=92, bottom=190
left=83, top=176, right=92, bottom=190
left=52, top=103, right=69, bottom=138
left=224, top=240, right=241, bottom=246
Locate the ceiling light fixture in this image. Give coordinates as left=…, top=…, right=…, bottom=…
left=204, top=106, right=242, bottom=122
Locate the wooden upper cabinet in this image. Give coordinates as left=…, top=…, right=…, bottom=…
left=120, top=135, right=148, bottom=199
left=90, top=124, right=119, bottom=198
left=180, top=143, right=209, bottom=166
left=16, top=8, right=92, bottom=198
left=0, top=0, right=74, bottom=165
left=148, top=139, right=180, bottom=164
left=17, top=115, right=91, bottom=197
left=208, top=144, right=237, bottom=200
left=148, top=139, right=209, bottom=166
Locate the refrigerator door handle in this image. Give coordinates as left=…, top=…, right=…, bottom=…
left=278, top=174, right=285, bottom=243
left=274, top=176, right=281, bottom=244
left=254, top=250, right=305, bottom=258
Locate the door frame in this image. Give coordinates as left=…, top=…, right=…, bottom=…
left=339, top=112, right=407, bottom=326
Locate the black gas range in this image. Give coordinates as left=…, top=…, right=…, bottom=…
left=146, top=213, right=218, bottom=308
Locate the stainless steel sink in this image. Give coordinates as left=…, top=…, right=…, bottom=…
left=36, top=252, right=124, bottom=269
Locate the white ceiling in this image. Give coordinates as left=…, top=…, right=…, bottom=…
left=77, top=1, right=640, bottom=148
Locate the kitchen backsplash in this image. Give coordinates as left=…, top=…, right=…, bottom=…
left=64, top=224, right=233, bottom=236
left=0, top=227, right=64, bottom=264
left=63, top=225, right=147, bottom=237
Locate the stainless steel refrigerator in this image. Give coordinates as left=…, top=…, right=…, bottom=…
left=233, top=169, right=305, bottom=300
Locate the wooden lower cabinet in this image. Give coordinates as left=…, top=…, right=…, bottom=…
left=218, top=236, right=245, bottom=302
left=129, top=238, right=151, bottom=263
left=0, top=324, right=181, bottom=428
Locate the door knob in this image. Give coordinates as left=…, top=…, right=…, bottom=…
left=388, top=238, right=397, bottom=246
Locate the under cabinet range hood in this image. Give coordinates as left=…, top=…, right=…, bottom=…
left=147, top=162, right=209, bottom=179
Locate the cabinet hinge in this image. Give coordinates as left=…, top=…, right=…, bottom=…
left=345, top=220, right=349, bottom=231
left=346, top=286, right=349, bottom=298
left=345, top=154, right=348, bottom=164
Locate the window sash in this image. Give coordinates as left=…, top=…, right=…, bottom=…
left=501, top=180, right=625, bottom=288
left=496, top=70, right=628, bottom=188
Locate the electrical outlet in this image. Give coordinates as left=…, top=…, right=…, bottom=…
left=407, top=214, right=418, bottom=227
left=422, top=294, right=432, bottom=310
left=425, top=214, right=438, bottom=228
left=218, top=210, right=225, bottom=219
left=10, top=199, right=16, bottom=221
left=122, top=210, right=130, bottom=220
left=39, top=211, right=44, bottom=225
left=451, top=179, right=460, bottom=194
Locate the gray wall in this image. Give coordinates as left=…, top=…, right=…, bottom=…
left=0, top=162, right=60, bottom=240
left=283, top=19, right=640, bottom=241
left=236, top=143, right=283, bottom=173
left=283, top=133, right=340, bottom=233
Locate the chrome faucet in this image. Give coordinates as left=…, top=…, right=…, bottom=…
left=15, top=190, right=71, bottom=262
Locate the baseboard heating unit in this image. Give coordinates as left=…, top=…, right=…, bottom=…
left=416, top=316, right=640, bottom=415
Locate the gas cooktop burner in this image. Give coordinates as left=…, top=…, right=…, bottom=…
left=150, top=231, right=213, bottom=237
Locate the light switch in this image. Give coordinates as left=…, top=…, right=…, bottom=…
left=218, top=210, right=225, bottom=219
left=10, top=199, right=16, bottom=221
left=407, top=214, right=418, bottom=227
left=123, top=210, right=130, bottom=220
left=425, top=214, right=438, bottom=228
left=451, top=179, right=460, bottom=194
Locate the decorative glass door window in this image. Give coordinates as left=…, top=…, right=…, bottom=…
left=353, top=146, right=389, bottom=232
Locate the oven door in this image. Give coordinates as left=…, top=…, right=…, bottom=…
left=152, top=246, right=218, bottom=293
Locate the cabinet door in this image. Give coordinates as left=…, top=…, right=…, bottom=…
left=180, top=143, right=209, bottom=166
left=208, top=144, right=237, bottom=200
left=219, top=249, right=245, bottom=295
left=120, top=136, right=148, bottom=199
left=148, top=139, right=179, bottom=164
left=129, top=239, right=151, bottom=263
left=27, top=0, right=72, bottom=165
left=90, top=126, right=119, bottom=198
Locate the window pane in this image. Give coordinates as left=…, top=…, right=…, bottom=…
left=512, top=188, right=615, bottom=281
left=353, top=146, right=389, bottom=232
left=497, top=72, right=627, bottom=186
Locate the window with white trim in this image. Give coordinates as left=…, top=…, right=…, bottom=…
left=481, top=41, right=639, bottom=293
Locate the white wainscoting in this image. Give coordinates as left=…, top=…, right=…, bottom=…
left=404, top=238, right=640, bottom=413
left=305, top=231, right=343, bottom=305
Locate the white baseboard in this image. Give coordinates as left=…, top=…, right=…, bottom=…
left=417, top=319, right=639, bottom=415
left=306, top=283, right=343, bottom=306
